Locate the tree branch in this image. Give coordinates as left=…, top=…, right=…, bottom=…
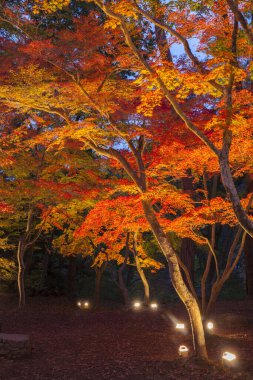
left=226, top=0, right=253, bottom=45
left=94, top=0, right=220, bottom=156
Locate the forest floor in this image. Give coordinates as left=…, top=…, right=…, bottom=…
left=0, top=296, right=253, bottom=380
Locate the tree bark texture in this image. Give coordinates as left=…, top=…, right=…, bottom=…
left=142, top=198, right=207, bottom=358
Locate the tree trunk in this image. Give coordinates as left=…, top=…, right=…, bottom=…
left=24, top=242, right=35, bottom=275
left=67, top=255, right=77, bottom=299
left=118, top=245, right=131, bottom=306
left=244, top=234, right=253, bottom=298
left=17, top=239, right=26, bottom=308
left=133, top=232, right=150, bottom=305
left=155, top=25, right=173, bottom=62
left=117, top=233, right=131, bottom=306
left=205, top=230, right=246, bottom=316
left=180, top=238, right=195, bottom=285
left=180, top=177, right=195, bottom=285
left=244, top=174, right=253, bottom=298
left=94, top=262, right=107, bottom=308
left=134, top=254, right=150, bottom=305
left=219, top=136, right=253, bottom=238
left=118, top=264, right=130, bottom=306
left=201, top=174, right=218, bottom=315
left=94, top=270, right=102, bottom=308
left=39, top=249, right=49, bottom=294
left=142, top=199, right=207, bottom=357
left=16, top=208, right=35, bottom=308
left=142, top=198, right=207, bottom=359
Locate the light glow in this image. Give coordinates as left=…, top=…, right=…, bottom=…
left=176, top=323, right=185, bottom=329
left=179, top=345, right=189, bottom=353
left=84, top=301, right=89, bottom=308
left=222, top=352, right=236, bottom=362
left=150, top=303, right=158, bottom=310
left=178, top=345, right=189, bottom=357
left=207, top=321, right=214, bottom=330
left=133, top=302, right=141, bottom=309
left=77, top=301, right=81, bottom=307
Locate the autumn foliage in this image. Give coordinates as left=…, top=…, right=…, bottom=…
left=0, top=0, right=253, bottom=359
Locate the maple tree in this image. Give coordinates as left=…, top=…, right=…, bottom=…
left=0, top=107, right=101, bottom=306
left=28, top=0, right=253, bottom=226
left=0, top=0, right=252, bottom=360
left=75, top=196, right=163, bottom=305
left=41, top=186, right=163, bottom=307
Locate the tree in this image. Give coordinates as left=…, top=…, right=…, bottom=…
left=75, top=197, right=163, bottom=306
left=29, top=0, right=253, bottom=235
left=1, top=0, right=253, bottom=358
left=0, top=109, right=100, bottom=307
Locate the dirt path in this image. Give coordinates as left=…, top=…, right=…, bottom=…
left=0, top=297, right=252, bottom=380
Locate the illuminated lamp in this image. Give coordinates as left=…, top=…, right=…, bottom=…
left=176, top=323, right=185, bottom=330
left=222, top=352, right=237, bottom=368
left=178, top=345, right=189, bottom=358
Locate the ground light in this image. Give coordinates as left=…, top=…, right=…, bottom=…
left=77, top=300, right=90, bottom=310
left=150, top=303, right=158, bottom=310
left=176, top=323, right=185, bottom=330
left=178, top=345, right=189, bottom=358
left=133, top=301, right=141, bottom=309
left=222, top=352, right=237, bottom=368
left=206, top=321, right=214, bottom=331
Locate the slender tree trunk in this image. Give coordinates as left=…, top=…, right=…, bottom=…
left=134, top=254, right=150, bottom=305
left=205, top=230, right=246, bottom=316
left=67, top=256, right=77, bottom=299
left=23, top=242, right=36, bottom=293
left=39, top=248, right=49, bottom=294
left=24, top=242, right=35, bottom=275
left=94, top=262, right=107, bottom=308
left=94, top=270, right=102, bottom=308
left=118, top=238, right=131, bottom=306
left=155, top=25, right=173, bottom=62
left=17, top=239, right=26, bottom=308
left=142, top=198, right=207, bottom=359
left=180, top=238, right=195, bottom=285
left=133, top=232, right=150, bottom=305
left=180, top=177, right=196, bottom=285
left=201, top=174, right=218, bottom=315
left=17, top=208, right=35, bottom=308
left=219, top=134, right=253, bottom=238
left=118, top=264, right=130, bottom=306
left=244, top=175, right=253, bottom=298
left=244, top=234, right=253, bottom=298
left=118, top=255, right=130, bottom=306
